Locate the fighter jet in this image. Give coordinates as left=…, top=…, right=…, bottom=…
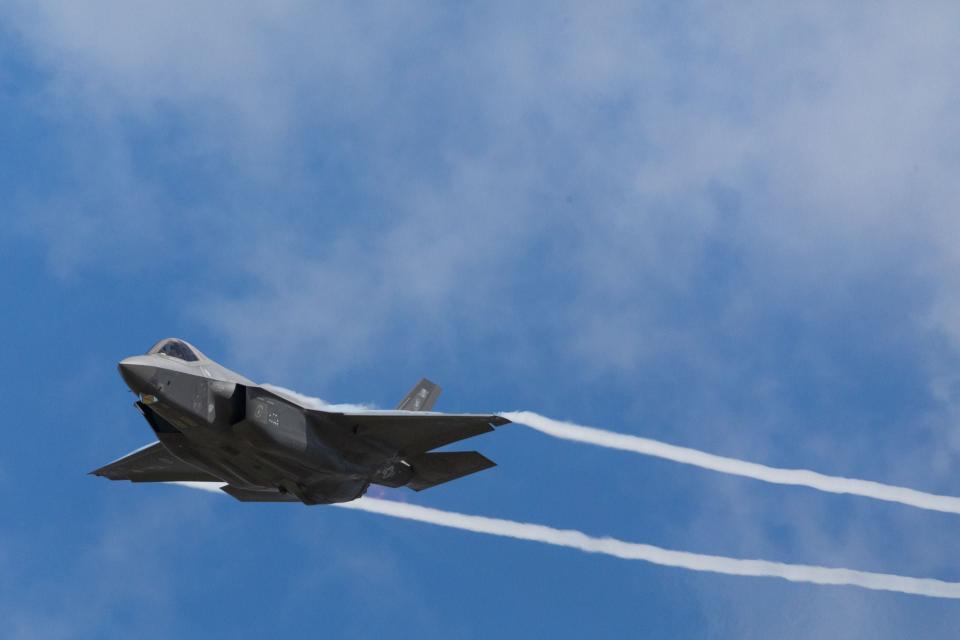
left=92, top=338, right=509, bottom=504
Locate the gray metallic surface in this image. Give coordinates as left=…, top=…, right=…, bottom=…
left=93, top=338, right=509, bottom=505
left=396, top=379, right=442, bottom=412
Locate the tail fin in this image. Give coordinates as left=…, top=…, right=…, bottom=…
left=406, top=451, right=496, bottom=491
left=396, top=378, right=442, bottom=411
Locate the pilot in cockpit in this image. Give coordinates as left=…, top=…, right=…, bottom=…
left=149, top=338, right=200, bottom=362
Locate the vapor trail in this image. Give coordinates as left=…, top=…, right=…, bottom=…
left=257, top=385, right=960, bottom=514
left=174, top=482, right=960, bottom=599
left=503, top=411, right=960, bottom=515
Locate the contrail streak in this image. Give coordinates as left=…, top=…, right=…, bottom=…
left=174, top=482, right=960, bottom=599
left=503, top=411, right=960, bottom=515
left=256, top=385, right=960, bottom=514
left=257, top=385, right=960, bottom=514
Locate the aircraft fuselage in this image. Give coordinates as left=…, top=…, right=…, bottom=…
left=119, top=354, right=397, bottom=503
left=95, top=338, right=507, bottom=505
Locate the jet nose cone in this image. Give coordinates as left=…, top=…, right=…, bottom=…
left=118, top=356, right=158, bottom=394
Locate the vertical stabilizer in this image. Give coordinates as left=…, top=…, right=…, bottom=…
left=396, top=378, right=442, bottom=411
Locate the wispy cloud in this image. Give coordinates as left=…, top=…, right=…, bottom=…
left=9, top=2, right=960, bottom=377
left=5, top=3, right=960, bottom=635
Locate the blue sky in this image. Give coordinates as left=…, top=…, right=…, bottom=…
left=2, top=2, right=960, bottom=637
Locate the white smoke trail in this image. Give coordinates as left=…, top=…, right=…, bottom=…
left=504, top=411, right=960, bottom=516
left=259, top=383, right=960, bottom=515
left=174, top=482, right=960, bottom=599
left=261, top=384, right=375, bottom=413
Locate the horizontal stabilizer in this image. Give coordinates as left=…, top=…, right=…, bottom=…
left=396, top=378, right=442, bottom=411
left=92, top=442, right=220, bottom=483
left=406, top=451, right=496, bottom=491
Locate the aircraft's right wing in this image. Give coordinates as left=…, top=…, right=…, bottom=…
left=91, top=442, right=221, bottom=483
left=318, top=412, right=510, bottom=456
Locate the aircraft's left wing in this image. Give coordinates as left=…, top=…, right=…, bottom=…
left=91, top=442, right=221, bottom=483
left=318, top=412, right=510, bottom=456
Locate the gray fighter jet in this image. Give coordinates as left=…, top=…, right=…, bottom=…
left=92, top=338, right=509, bottom=504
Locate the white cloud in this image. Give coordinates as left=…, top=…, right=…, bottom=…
left=8, top=0, right=960, bottom=477
left=6, top=4, right=960, bottom=633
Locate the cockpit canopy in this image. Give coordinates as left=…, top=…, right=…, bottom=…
left=148, top=338, right=203, bottom=362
